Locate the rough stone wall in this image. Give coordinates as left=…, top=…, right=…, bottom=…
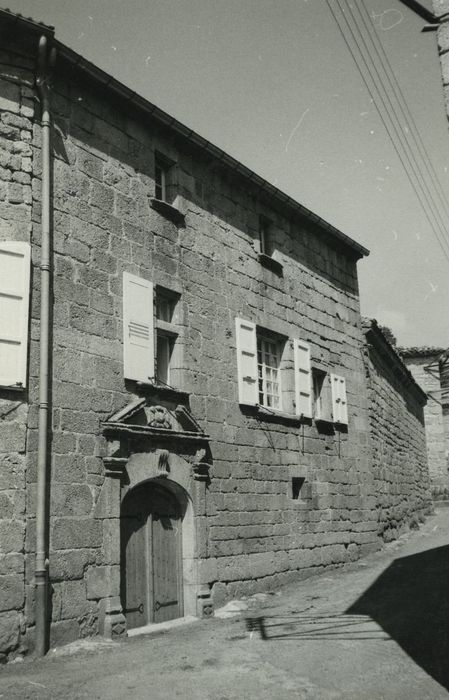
left=364, top=334, right=432, bottom=541
left=0, top=34, right=35, bottom=661
left=43, top=62, right=377, bottom=626
left=0, top=31, right=384, bottom=655
left=402, top=353, right=448, bottom=499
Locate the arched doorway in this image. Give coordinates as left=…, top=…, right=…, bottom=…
left=120, top=480, right=184, bottom=629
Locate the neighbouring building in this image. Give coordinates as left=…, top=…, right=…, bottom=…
left=0, top=9, right=432, bottom=659
left=363, top=321, right=431, bottom=540
left=400, top=347, right=449, bottom=500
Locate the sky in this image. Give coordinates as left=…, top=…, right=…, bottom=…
left=4, top=0, right=449, bottom=348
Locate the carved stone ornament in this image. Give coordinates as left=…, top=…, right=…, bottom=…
left=191, top=447, right=211, bottom=482
left=157, top=449, right=170, bottom=477
left=145, top=405, right=172, bottom=429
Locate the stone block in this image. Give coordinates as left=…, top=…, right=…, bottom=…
left=0, top=610, right=21, bottom=654
left=51, top=484, right=94, bottom=517
left=50, top=549, right=96, bottom=582
left=0, top=520, right=25, bottom=554
left=85, top=565, right=120, bottom=600
left=59, top=579, right=96, bottom=620
left=0, top=575, right=24, bottom=611
left=51, top=518, right=102, bottom=550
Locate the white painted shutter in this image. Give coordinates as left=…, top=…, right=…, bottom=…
left=123, top=272, right=154, bottom=382
left=235, top=317, right=258, bottom=405
left=293, top=339, right=312, bottom=417
left=0, top=241, right=31, bottom=388
left=331, top=374, right=348, bottom=424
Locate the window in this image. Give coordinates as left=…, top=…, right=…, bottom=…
left=155, top=160, right=167, bottom=202
left=291, top=477, right=306, bottom=500
left=257, top=335, right=282, bottom=409
left=331, top=373, right=348, bottom=425
left=259, top=216, right=271, bottom=256
left=313, top=368, right=332, bottom=422
left=154, top=152, right=176, bottom=204
left=155, top=287, right=179, bottom=386
left=235, top=317, right=311, bottom=417
left=123, top=273, right=179, bottom=386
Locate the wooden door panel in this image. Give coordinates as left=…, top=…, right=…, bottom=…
left=152, top=510, right=181, bottom=623
left=121, top=489, right=149, bottom=630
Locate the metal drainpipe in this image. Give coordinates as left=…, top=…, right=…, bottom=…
left=35, top=35, right=56, bottom=657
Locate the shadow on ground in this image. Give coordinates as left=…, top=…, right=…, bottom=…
left=347, top=544, right=449, bottom=691
left=246, top=544, right=449, bottom=691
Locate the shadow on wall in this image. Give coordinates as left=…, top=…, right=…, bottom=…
left=244, top=545, right=449, bottom=691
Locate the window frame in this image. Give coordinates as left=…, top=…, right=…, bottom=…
left=257, top=333, right=283, bottom=410
left=155, top=286, right=179, bottom=387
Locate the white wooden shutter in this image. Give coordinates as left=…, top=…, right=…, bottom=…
left=0, top=241, right=31, bottom=388
left=123, top=272, right=154, bottom=382
left=293, top=339, right=312, bottom=417
left=235, top=317, right=258, bottom=405
left=331, top=374, right=348, bottom=424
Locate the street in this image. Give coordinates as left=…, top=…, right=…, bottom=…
left=2, top=506, right=449, bottom=700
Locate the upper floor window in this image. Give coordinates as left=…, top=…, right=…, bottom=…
left=155, top=288, right=178, bottom=385
left=154, top=152, right=176, bottom=204
left=123, top=273, right=179, bottom=387
left=259, top=216, right=271, bottom=256
left=257, top=335, right=282, bottom=409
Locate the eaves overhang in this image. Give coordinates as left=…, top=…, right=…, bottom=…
left=0, top=7, right=369, bottom=260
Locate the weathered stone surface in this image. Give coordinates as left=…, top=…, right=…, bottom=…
left=51, top=519, right=102, bottom=550
left=50, top=549, right=97, bottom=582
left=85, top=565, right=120, bottom=600
left=0, top=520, right=25, bottom=554
left=0, top=575, right=24, bottom=611
left=0, top=611, right=21, bottom=653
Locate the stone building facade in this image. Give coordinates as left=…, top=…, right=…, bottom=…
left=401, top=347, right=449, bottom=500
left=0, top=10, right=431, bottom=659
left=363, top=321, right=431, bottom=540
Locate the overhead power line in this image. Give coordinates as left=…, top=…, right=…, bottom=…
left=327, top=0, right=449, bottom=264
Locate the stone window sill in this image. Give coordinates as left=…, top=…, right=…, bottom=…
left=241, top=403, right=302, bottom=425
left=150, top=198, right=185, bottom=226
left=258, top=253, right=283, bottom=276
left=0, top=383, right=25, bottom=392
left=135, top=381, right=190, bottom=402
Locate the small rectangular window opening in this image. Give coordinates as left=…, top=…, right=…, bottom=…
left=259, top=216, right=270, bottom=255
left=155, top=161, right=166, bottom=201
left=291, top=477, right=305, bottom=500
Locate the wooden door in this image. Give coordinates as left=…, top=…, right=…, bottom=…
left=121, top=483, right=182, bottom=629
left=151, top=488, right=182, bottom=623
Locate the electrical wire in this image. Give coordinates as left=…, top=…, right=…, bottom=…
left=327, top=0, right=449, bottom=264
left=342, top=0, right=449, bottom=257
left=334, top=0, right=449, bottom=260
left=357, top=0, right=449, bottom=222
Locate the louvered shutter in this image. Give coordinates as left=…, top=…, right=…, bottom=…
left=331, top=374, right=348, bottom=424
left=293, top=339, right=312, bottom=417
left=123, top=273, right=154, bottom=382
left=235, top=317, right=258, bottom=405
left=0, top=241, right=31, bottom=388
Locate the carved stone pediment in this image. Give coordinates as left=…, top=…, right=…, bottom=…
left=102, top=397, right=209, bottom=445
